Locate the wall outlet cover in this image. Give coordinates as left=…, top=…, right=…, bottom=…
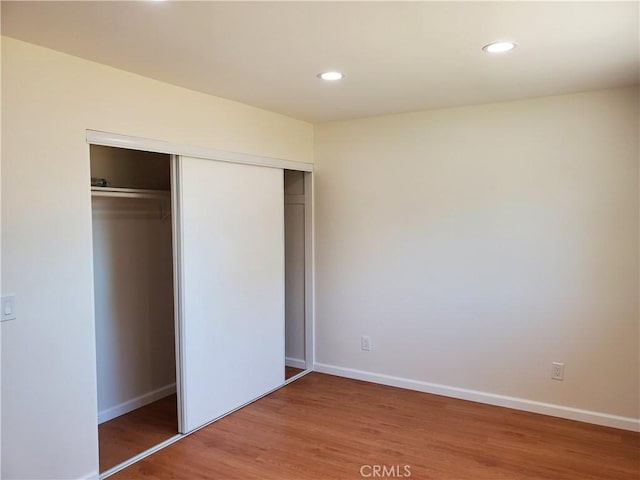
left=551, top=362, right=565, bottom=381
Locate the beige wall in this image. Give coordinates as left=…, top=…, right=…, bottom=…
left=1, top=36, right=312, bottom=480
left=314, top=87, right=639, bottom=423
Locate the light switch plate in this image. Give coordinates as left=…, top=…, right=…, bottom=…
left=1, top=295, right=17, bottom=322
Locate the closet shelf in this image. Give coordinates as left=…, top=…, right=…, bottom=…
left=91, top=187, right=170, bottom=200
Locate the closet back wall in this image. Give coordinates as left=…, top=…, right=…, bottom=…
left=92, top=201, right=175, bottom=423
left=284, top=170, right=306, bottom=368
left=1, top=36, right=313, bottom=480
left=91, top=146, right=170, bottom=189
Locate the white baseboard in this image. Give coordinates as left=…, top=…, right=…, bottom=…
left=285, top=356, right=306, bottom=369
left=98, top=383, right=176, bottom=424
left=313, top=363, right=640, bottom=432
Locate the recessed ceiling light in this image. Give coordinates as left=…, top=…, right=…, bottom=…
left=482, top=41, right=517, bottom=54
left=318, top=71, right=344, bottom=81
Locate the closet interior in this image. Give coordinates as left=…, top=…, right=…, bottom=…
left=90, top=145, right=177, bottom=473
left=284, top=169, right=308, bottom=379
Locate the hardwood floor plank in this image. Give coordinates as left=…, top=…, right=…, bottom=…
left=111, top=373, right=639, bottom=479
left=285, top=366, right=305, bottom=379
left=99, top=394, right=178, bottom=473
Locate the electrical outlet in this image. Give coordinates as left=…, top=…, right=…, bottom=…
left=551, top=362, right=565, bottom=381
left=361, top=335, right=371, bottom=351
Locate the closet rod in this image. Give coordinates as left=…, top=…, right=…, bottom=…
left=91, top=187, right=171, bottom=219
left=91, top=186, right=170, bottom=201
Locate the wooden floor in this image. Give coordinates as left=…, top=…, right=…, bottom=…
left=285, top=366, right=304, bottom=379
left=111, top=373, right=639, bottom=480
left=99, top=394, right=178, bottom=473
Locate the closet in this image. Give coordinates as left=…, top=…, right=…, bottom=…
left=90, top=145, right=177, bottom=473
left=87, top=133, right=314, bottom=474
left=284, top=170, right=308, bottom=379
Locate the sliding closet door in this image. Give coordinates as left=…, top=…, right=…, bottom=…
left=177, top=156, right=284, bottom=433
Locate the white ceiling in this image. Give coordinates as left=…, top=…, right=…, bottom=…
left=2, top=1, right=638, bottom=123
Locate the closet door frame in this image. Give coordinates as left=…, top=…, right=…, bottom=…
left=303, top=171, right=315, bottom=371
left=170, top=155, right=186, bottom=433
left=86, top=129, right=315, bottom=464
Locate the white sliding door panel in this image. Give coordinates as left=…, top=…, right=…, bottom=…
left=178, top=156, right=284, bottom=432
